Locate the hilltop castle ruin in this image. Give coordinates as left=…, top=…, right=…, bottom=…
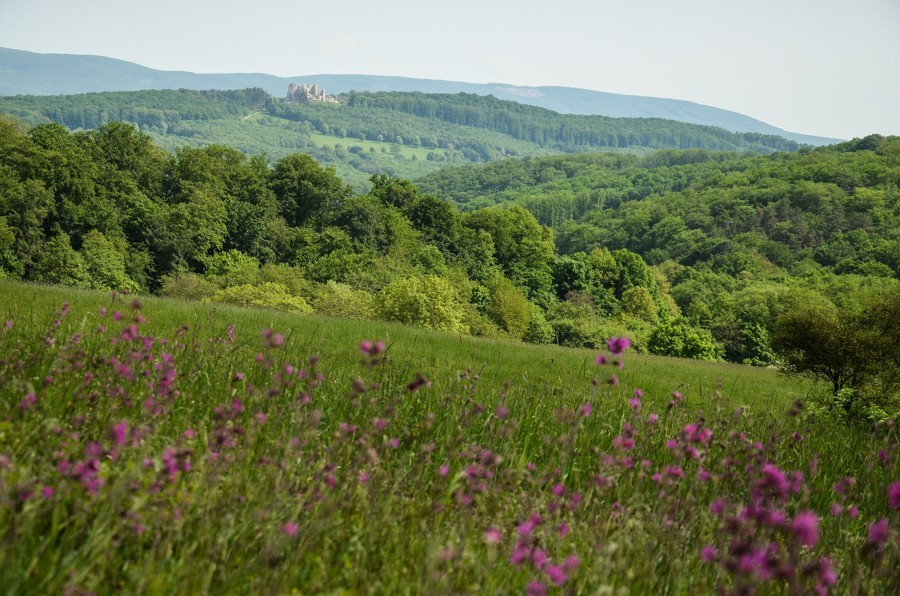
left=286, top=83, right=339, bottom=104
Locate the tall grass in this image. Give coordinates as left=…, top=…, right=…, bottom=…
left=1, top=281, right=897, bottom=594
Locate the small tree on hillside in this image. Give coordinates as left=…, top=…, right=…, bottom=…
left=772, top=293, right=900, bottom=416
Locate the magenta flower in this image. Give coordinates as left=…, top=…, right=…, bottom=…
left=494, top=404, right=509, bottom=419
left=700, top=544, right=718, bottom=562
left=868, top=518, right=890, bottom=548
left=41, top=486, right=54, bottom=500
left=18, top=392, right=36, bottom=411
left=789, top=511, right=820, bottom=547
left=888, top=481, right=900, bottom=510
left=483, top=527, right=502, bottom=544
left=545, top=565, right=567, bottom=586
left=607, top=336, right=631, bottom=355
left=283, top=521, right=299, bottom=537
left=438, top=464, right=450, bottom=477
left=579, top=403, right=592, bottom=417
left=563, top=554, right=580, bottom=570
left=111, top=421, right=128, bottom=446
left=526, top=581, right=547, bottom=596
left=595, top=354, right=607, bottom=366
left=388, top=437, right=400, bottom=449
left=819, top=557, right=838, bottom=587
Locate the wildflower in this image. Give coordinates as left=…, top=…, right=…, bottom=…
left=818, top=557, right=837, bottom=587
left=483, top=527, right=502, bottom=545
left=388, top=437, right=400, bottom=449
left=494, top=404, right=510, bottom=419
left=789, top=511, right=820, bottom=547
left=526, top=580, right=547, bottom=596
left=578, top=403, right=592, bottom=417
left=551, top=483, right=566, bottom=496
left=888, top=481, right=900, bottom=510
left=531, top=548, right=548, bottom=570
left=700, top=544, right=718, bottom=562
left=629, top=396, right=642, bottom=413
left=109, top=421, right=127, bottom=446
left=545, top=565, right=567, bottom=586
left=868, top=518, right=890, bottom=548
left=283, top=521, right=299, bottom=537
left=557, top=522, right=569, bottom=537
left=607, top=374, right=619, bottom=386
left=41, top=486, right=54, bottom=500
left=647, top=413, right=659, bottom=425
left=438, top=464, right=450, bottom=476
left=607, top=336, right=631, bottom=355
left=595, top=354, right=607, bottom=366
left=3, top=320, right=11, bottom=330
left=563, top=554, right=580, bottom=570
left=19, top=392, right=36, bottom=411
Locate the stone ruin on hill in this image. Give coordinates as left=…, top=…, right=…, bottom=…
left=286, top=83, right=339, bottom=104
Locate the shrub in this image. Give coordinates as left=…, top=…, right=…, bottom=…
left=206, top=282, right=312, bottom=313
left=376, top=275, right=467, bottom=333
left=648, top=319, right=723, bottom=361
left=485, top=274, right=533, bottom=339
left=310, top=281, right=375, bottom=319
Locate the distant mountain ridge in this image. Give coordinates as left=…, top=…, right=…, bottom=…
left=0, top=47, right=839, bottom=146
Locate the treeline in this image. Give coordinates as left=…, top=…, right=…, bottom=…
left=0, top=88, right=806, bottom=191
left=0, top=89, right=270, bottom=133
left=343, top=91, right=802, bottom=153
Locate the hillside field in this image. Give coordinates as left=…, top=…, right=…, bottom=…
left=1, top=280, right=898, bottom=593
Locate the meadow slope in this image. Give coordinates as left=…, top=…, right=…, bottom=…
left=1, top=281, right=898, bottom=594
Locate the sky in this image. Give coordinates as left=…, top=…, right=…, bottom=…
left=1, top=0, right=898, bottom=139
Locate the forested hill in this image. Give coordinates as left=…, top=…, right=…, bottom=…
left=0, top=88, right=803, bottom=188
left=0, top=47, right=838, bottom=145
left=1, top=116, right=897, bottom=376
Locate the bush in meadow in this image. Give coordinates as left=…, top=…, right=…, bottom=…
left=206, top=281, right=313, bottom=313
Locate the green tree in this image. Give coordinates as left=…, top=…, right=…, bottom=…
left=80, top=229, right=139, bottom=291
left=32, top=233, right=89, bottom=287
left=648, top=319, right=723, bottom=361
left=272, top=153, right=350, bottom=226
left=772, top=293, right=900, bottom=401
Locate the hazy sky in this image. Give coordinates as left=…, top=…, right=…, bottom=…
left=1, top=0, right=898, bottom=139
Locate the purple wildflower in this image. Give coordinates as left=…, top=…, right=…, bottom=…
left=790, top=511, right=820, bottom=547
left=868, top=518, right=890, bottom=548
left=283, top=521, right=299, bottom=537
left=607, top=336, right=631, bottom=355
left=888, top=481, right=900, bottom=510
left=483, top=527, right=502, bottom=544
left=545, top=565, right=567, bottom=586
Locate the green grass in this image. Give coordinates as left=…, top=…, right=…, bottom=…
left=1, top=280, right=897, bottom=594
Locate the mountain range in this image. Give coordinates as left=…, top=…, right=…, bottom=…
left=0, top=47, right=839, bottom=146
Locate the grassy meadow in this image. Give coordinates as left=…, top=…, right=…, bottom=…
left=1, top=280, right=898, bottom=594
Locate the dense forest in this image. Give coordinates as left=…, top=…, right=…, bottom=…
left=1, top=116, right=897, bottom=413
left=0, top=88, right=802, bottom=188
